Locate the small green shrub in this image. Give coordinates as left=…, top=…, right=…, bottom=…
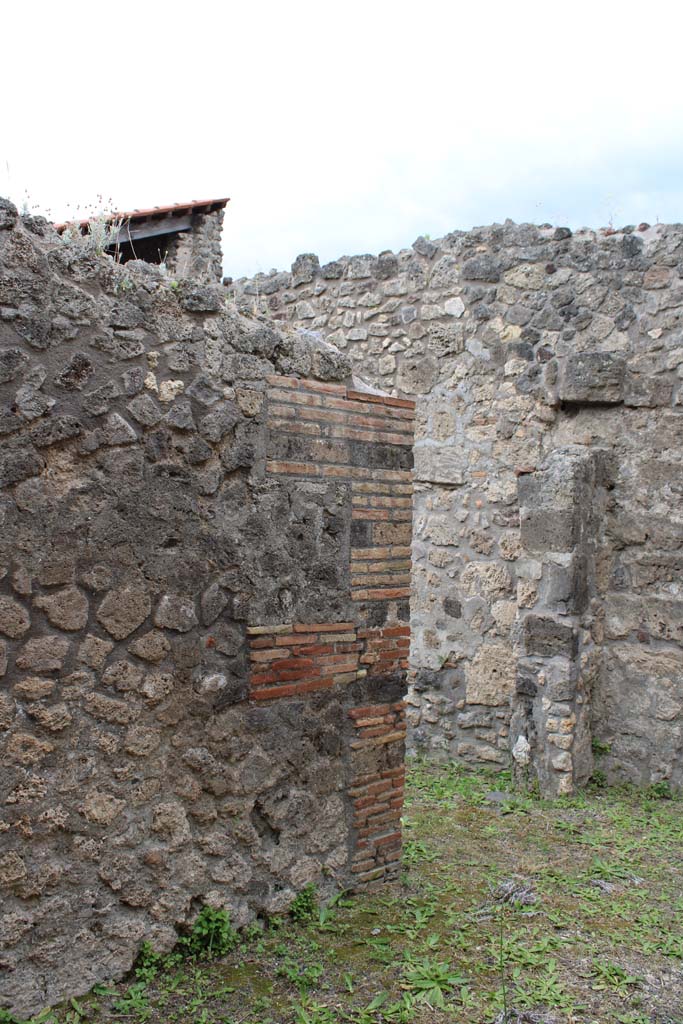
left=589, top=769, right=607, bottom=788
left=179, top=906, right=238, bottom=959
left=646, top=780, right=673, bottom=800
left=290, top=884, right=319, bottom=923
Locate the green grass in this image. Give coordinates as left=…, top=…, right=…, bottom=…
left=12, top=760, right=683, bottom=1024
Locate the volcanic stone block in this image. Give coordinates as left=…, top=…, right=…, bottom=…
left=465, top=643, right=516, bottom=706
left=522, top=615, right=578, bottom=658
left=558, top=352, right=626, bottom=405
left=0, top=597, right=31, bottom=638
left=413, top=445, right=466, bottom=485
left=97, top=586, right=152, bottom=640
left=520, top=507, right=579, bottom=554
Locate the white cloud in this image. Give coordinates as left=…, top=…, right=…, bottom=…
left=3, top=0, right=682, bottom=276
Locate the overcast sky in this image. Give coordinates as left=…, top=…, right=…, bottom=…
left=3, top=1, right=683, bottom=278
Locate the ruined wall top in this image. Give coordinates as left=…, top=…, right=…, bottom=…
left=234, top=215, right=683, bottom=795
left=232, top=217, right=683, bottom=401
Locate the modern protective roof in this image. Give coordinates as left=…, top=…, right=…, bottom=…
left=54, top=197, right=229, bottom=234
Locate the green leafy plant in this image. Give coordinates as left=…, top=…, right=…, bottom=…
left=276, top=957, right=324, bottom=994
left=292, top=999, right=336, bottom=1024
left=112, top=980, right=153, bottom=1020
left=402, top=839, right=439, bottom=866
left=179, top=906, right=238, bottom=960
left=317, top=889, right=351, bottom=929
left=0, top=1012, right=23, bottom=1024
left=290, top=885, right=319, bottom=923
left=510, top=959, right=576, bottom=1010
left=646, top=780, right=673, bottom=800
left=589, top=768, right=608, bottom=788
left=588, top=959, right=641, bottom=995
left=401, top=956, right=467, bottom=1008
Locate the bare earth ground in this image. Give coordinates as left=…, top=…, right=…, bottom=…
left=12, top=760, right=683, bottom=1024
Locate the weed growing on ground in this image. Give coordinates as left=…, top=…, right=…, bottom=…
left=10, top=761, right=683, bottom=1024
left=290, top=885, right=319, bottom=923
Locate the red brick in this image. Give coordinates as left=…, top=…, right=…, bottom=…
left=352, top=587, right=411, bottom=601
left=351, top=716, right=385, bottom=728
left=266, top=389, right=323, bottom=409
left=382, top=626, right=411, bottom=638
left=334, top=671, right=361, bottom=685
left=351, top=861, right=380, bottom=875
left=266, top=375, right=347, bottom=395
left=250, top=670, right=278, bottom=685
left=363, top=780, right=393, bottom=797
left=326, top=393, right=414, bottom=420
left=250, top=648, right=290, bottom=662
left=331, top=425, right=413, bottom=446
left=249, top=636, right=280, bottom=649
left=266, top=460, right=320, bottom=476
left=275, top=633, right=317, bottom=645
left=351, top=770, right=383, bottom=785
left=359, top=725, right=393, bottom=739
left=269, top=419, right=321, bottom=437
left=250, top=676, right=335, bottom=701
left=375, top=729, right=407, bottom=745
left=294, top=643, right=334, bottom=656
left=366, top=810, right=401, bottom=829
left=353, top=795, right=380, bottom=810
left=349, top=704, right=391, bottom=719
left=270, top=656, right=313, bottom=672
left=383, top=397, right=414, bottom=410
left=345, top=390, right=415, bottom=411
left=247, top=623, right=293, bottom=636
left=346, top=413, right=412, bottom=434
left=375, top=831, right=402, bottom=846
left=352, top=546, right=410, bottom=561
left=271, top=668, right=321, bottom=683
left=317, top=653, right=359, bottom=668
left=266, top=374, right=300, bottom=388
left=318, top=464, right=353, bottom=479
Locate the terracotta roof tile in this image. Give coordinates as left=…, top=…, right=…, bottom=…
left=54, top=197, right=229, bottom=233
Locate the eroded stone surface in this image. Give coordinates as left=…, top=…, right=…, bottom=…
left=34, top=587, right=89, bottom=631
left=236, top=220, right=683, bottom=793
left=0, top=597, right=31, bottom=639
left=0, top=205, right=411, bottom=1019
left=97, top=587, right=151, bottom=640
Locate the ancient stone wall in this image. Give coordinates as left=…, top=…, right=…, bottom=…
left=0, top=199, right=413, bottom=1017
left=234, top=222, right=683, bottom=793
left=165, top=206, right=225, bottom=282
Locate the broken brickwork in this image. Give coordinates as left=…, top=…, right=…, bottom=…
left=0, top=199, right=413, bottom=1017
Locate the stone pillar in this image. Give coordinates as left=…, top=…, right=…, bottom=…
left=511, top=446, right=608, bottom=796
left=166, top=208, right=225, bottom=282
